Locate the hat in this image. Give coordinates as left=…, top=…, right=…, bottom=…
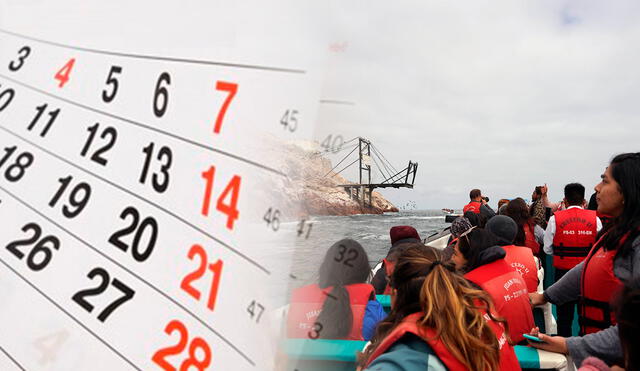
left=485, top=215, right=518, bottom=245
left=450, top=217, right=473, bottom=238
left=389, top=226, right=420, bottom=244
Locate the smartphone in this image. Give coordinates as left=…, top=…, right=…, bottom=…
left=523, top=333, right=545, bottom=343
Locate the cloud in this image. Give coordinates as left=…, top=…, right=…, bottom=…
left=316, top=0, right=640, bottom=209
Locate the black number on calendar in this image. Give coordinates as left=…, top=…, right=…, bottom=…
left=140, top=143, right=172, bottom=193
left=108, top=206, right=158, bottom=262
left=102, top=65, right=122, bottom=103
left=321, top=134, right=344, bottom=153
left=263, top=207, right=280, bottom=231
left=71, top=267, right=135, bottom=322
left=8, top=46, right=31, bottom=72
left=28, top=104, right=60, bottom=137
left=0, top=85, right=15, bottom=112
left=280, top=109, right=298, bottom=132
left=6, top=223, right=60, bottom=271
left=0, top=146, right=34, bottom=182
left=297, top=219, right=313, bottom=239
left=247, top=300, right=265, bottom=323
left=80, top=123, right=117, bottom=166
left=153, top=72, right=171, bottom=118
left=48, top=176, right=92, bottom=219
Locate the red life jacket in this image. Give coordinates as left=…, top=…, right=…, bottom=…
left=579, top=233, right=624, bottom=335
left=463, top=201, right=482, bottom=214
left=523, top=222, right=540, bottom=255
left=552, top=208, right=598, bottom=270
left=364, top=312, right=521, bottom=370
left=287, top=283, right=374, bottom=340
left=596, top=211, right=613, bottom=229
left=465, top=259, right=535, bottom=344
left=502, top=245, right=539, bottom=293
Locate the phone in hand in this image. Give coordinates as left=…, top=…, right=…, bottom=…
left=523, top=333, right=545, bottom=343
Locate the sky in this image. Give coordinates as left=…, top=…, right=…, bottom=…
left=314, top=0, right=640, bottom=210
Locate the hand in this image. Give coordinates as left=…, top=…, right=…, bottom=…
left=526, top=329, right=568, bottom=354
left=542, top=184, right=548, bottom=196
left=529, top=292, right=547, bottom=307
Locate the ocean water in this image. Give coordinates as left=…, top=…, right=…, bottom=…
left=285, top=210, right=449, bottom=287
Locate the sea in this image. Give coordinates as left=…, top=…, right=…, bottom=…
left=285, top=209, right=449, bottom=288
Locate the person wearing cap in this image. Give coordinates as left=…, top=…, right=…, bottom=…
left=486, top=215, right=540, bottom=293
left=441, top=216, right=473, bottom=262
left=371, top=226, right=421, bottom=294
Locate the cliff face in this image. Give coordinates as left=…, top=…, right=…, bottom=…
left=280, top=140, right=399, bottom=217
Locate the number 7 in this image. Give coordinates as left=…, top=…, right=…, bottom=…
left=213, top=81, right=237, bottom=134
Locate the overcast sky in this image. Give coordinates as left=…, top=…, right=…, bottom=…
left=315, top=0, right=640, bottom=210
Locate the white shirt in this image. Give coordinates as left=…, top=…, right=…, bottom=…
left=543, top=205, right=603, bottom=255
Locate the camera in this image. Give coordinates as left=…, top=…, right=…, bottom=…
left=482, top=196, right=490, bottom=202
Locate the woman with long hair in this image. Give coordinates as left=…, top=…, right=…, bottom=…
left=452, top=228, right=534, bottom=344
left=287, top=239, right=385, bottom=340
left=529, top=153, right=640, bottom=366
left=359, top=244, right=520, bottom=371
left=504, top=197, right=544, bottom=255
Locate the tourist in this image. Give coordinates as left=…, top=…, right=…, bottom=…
left=463, top=188, right=496, bottom=219
left=287, top=239, right=385, bottom=341
left=441, top=216, right=473, bottom=261
left=504, top=197, right=544, bottom=255
left=486, top=215, right=539, bottom=293
left=452, top=227, right=534, bottom=344
left=528, top=153, right=640, bottom=366
left=371, top=226, right=422, bottom=294
left=543, top=182, right=601, bottom=337
left=530, top=186, right=548, bottom=229
left=359, top=244, right=520, bottom=370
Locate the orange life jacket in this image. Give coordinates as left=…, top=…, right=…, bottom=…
left=463, top=201, right=482, bottom=214
left=364, top=312, right=521, bottom=370
left=465, top=259, right=535, bottom=344
left=552, top=208, right=598, bottom=270
left=523, top=222, right=540, bottom=255
left=502, top=245, right=539, bottom=293
left=287, top=283, right=374, bottom=340
left=579, top=233, right=625, bottom=335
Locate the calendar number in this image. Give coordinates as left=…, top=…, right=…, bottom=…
left=153, top=72, right=171, bottom=118
left=6, top=222, right=60, bottom=272
left=28, top=104, right=60, bottom=137
left=108, top=206, right=158, bottom=263
left=0, top=146, right=34, bottom=182
left=0, top=85, right=15, bottom=112
left=180, top=244, right=223, bottom=311
left=201, top=166, right=241, bottom=230
left=151, top=320, right=212, bottom=371
left=71, top=267, right=135, bottom=322
left=48, top=176, right=92, bottom=219
left=80, top=123, right=117, bottom=166
left=8, top=46, right=31, bottom=72
left=102, top=65, right=122, bottom=103
left=54, top=58, right=76, bottom=88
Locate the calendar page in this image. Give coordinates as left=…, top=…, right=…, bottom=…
left=0, top=1, right=328, bottom=370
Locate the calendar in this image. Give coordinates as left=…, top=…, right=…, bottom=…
left=0, top=2, right=328, bottom=370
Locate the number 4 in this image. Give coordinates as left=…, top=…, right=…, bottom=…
left=54, top=58, right=75, bottom=88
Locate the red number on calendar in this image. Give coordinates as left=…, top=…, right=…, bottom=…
left=180, top=244, right=223, bottom=311
left=151, top=320, right=212, bottom=371
left=201, top=166, right=241, bottom=230
left=54, top=58, right=75, bottom=88
left=213, top=81, right=237, bottom=134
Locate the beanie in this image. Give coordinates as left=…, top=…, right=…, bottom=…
left=389, top=226, right=420, bottom=244
left=486, top=215, right=518, bottom=245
